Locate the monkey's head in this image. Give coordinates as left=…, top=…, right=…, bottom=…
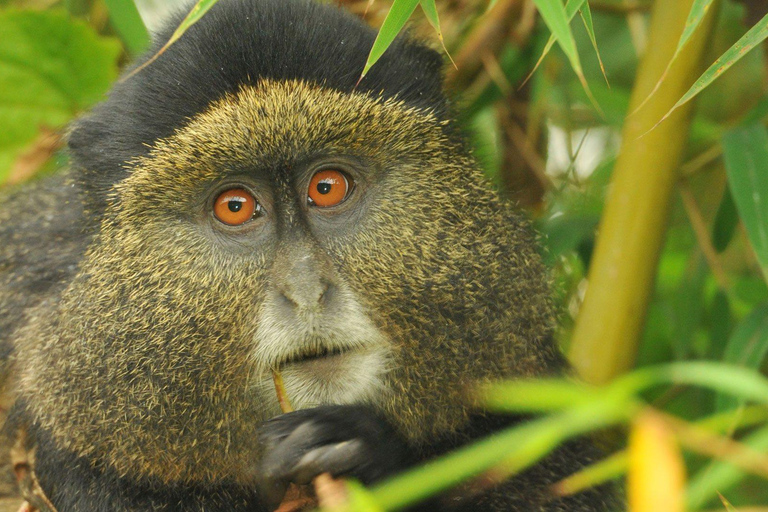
left=18, top=0, right=558, bottom=486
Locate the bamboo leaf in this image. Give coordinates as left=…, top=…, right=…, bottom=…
left=552, top=451, right=628, bottom=497
left=719, top=494, right=738, bottom=512
left=659, top=10, right=768, bottom=123
left=523, top=0, right=584, bottom=86
left=103, top=0, right=150, bottom=54
left=578, top=1, right=608, bottom=86
left=419, top=0, right=455, bottom=68
left=530, top=0, right=581, bottom=73
left=368, top=399, right=627, bottom=511
left=633, top=0, right=716, bottom=114
left=480, top=379, right=598, bottom=412
left=555, top=406, right=768, bottom=498
left=617, top=362, right=768, bottom=405
left=716, top=303, right=768, bottom=412
left=361, top=0, right=420, bottom=79
left=527, top=0, right=601, bottom=113
left=124, top=0, right=221, bottom=80
left=687, top=424, right=768, bottom=508
left=721, top=122, right=768, bottom=282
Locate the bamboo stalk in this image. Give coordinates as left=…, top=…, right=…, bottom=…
left=568, top=0, right=720, bottom=384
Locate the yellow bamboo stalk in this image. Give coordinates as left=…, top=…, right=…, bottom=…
left=568, top=0, right=720, bottom=384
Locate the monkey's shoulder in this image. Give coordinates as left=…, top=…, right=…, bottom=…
left=0, top=171, right=91, bottom=342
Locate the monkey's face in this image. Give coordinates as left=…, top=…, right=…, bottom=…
left=22, top=79, right=553, bottom=484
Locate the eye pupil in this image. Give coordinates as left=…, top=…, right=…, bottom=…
left=228, top=200, right=243, bottom=212
left=317, top=183, right=332, bottom=195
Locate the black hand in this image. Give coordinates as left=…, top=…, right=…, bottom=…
left=257, top=405, right=409, bottom=507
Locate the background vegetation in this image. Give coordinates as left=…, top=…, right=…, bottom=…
left=4, top=0, right=768, bottom=510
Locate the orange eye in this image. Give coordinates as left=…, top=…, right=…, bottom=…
left=213, top=188, right=258, bottom=226
left=308, top=170, right=351, bottom=208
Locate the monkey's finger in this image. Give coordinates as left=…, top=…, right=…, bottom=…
left=261, top=421, right=328, bottom=478
left=259, top=410, right=323, bottom=451
left=290, top=439, right=366, bottom=484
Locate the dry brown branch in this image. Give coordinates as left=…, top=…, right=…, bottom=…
left=679, top=182, right=731, bottom=289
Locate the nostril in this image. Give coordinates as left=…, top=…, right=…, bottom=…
left=318, top=281, right=333, bottom=306
left=277, top=287, right=299, bottom=309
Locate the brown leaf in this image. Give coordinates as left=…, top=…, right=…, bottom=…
left=8, top=128, right=62, bottom=185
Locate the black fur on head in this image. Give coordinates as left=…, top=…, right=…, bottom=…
left=68, top=0, right=448, bottom=186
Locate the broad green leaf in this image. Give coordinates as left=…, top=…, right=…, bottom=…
left=361, top=0, right=420, bottom=78
left=419, top=0, right=455, bottom=68
left=0, top=9, right=121, bottom=183
left=721, top=123, right=768, bottom=282
left=103, top=0, right=150, bottom=54
left=661, top=10, right=768, bottom=123
left=633, top=0, right=716, bottom=113
left=687, top=424, right=768, bottom=508
left=716, top=303, right=768, bottom=412
left=126, top=0, right=220, bottom=79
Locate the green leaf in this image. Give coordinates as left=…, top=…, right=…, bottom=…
left=721, top=122, right=768, bottom=282
left=617, top=362, right=768, bottom=405
left=712, top=186, right=739, bottom=253
left=325, top=479, right=385, bottom=512
left=0, top=9, right=121, bottom=183
left=528, top=0, right=601, bottom=113
left=660, top=9, right=768, bottom=123
left=687, top=424, right=768, bottom=508
left=480, top=379, right=598, bottom=413
left=419, top=0, right=454, bottom=68
left=369, top=398, right=628, bottom=511
left=361, top=0, right=420, bottom=79
left=126, top=0, right=220, bottom=79
left=524, top=0, right=584, bottom=85
left=716, top=303, right=768, bottom=412
left=577, top=1, right=608, bottom=86
left=103, top=0, right=150, bottom=55
left=531, top=0, right=582, bottom=74
left=633, top=0, right=716, bottom=113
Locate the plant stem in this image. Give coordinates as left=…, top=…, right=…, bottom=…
left=568, top=0, right=720, bottom=384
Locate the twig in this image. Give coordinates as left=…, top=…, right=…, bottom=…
left=679, top=183, right=730, bottom=290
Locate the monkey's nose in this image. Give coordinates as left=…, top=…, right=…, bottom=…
left=277, top=276, right=332, bottom=311
left=274, top=253, right=336, bottom=312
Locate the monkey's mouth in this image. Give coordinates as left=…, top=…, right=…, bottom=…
left=277, top=345, right=351, bottom=368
